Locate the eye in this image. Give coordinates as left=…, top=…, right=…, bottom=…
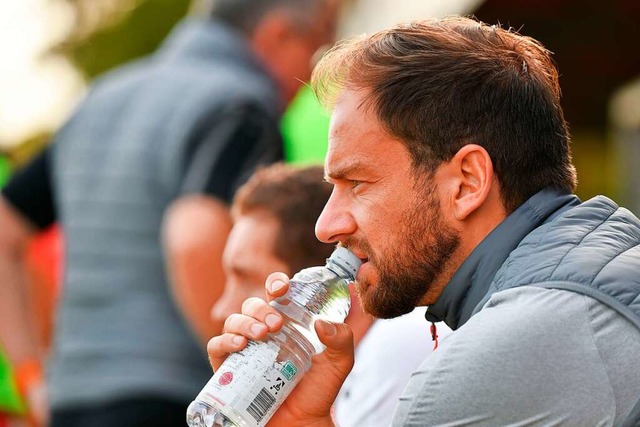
left=351, top=180, right=361, bottom=188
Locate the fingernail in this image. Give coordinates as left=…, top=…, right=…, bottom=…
left=232, top=335, right=245, bottom=346
left=269, top=280, right=285, bottom=293
left=265, top=314, right=280, bottom=329
left=319, top=320, right=336, bottom=336
left=251, top=323, right=266, bottom=336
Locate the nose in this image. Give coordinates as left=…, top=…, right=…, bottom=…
left=210, top=290, right=238, bottom=326
left=315, top=188, right=356, bottom=244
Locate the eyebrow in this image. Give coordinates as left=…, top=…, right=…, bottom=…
left=324, top=159, right=364, bottom=182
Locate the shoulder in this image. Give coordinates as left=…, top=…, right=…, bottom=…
left=360, top=309, right=438, bottom=359
left=336, top=309, right=437, bottom=427
left=493, top=197, right=640, bottom=292
left=348, top=309, right=435, bottom=393
left=393, top=287, right=628, bottom=426
left=87, top=54, right=279, bottom=126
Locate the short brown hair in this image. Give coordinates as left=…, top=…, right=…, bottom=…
left=232, top=163, right=334, bottom=272
left=312, top=16, right=577, bottom=212
left=211, top=0, right=325, bottom=35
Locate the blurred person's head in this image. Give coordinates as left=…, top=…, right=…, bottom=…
left=210, top=0, right=340, bottom=102
left=212, top=163, right=334, bottom=328
left=312, top=17, right=577, bottom=319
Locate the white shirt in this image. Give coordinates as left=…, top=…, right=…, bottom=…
left=334, top=308, right=452, bottom=427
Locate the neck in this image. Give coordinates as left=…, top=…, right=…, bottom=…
left=425, top=187, right=580, bottom=328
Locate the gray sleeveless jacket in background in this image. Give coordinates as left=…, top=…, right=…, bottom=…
left=50, top=19, right=282, bottom=408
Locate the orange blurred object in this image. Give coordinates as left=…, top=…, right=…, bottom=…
left=24, top=224, right=62, bottom=351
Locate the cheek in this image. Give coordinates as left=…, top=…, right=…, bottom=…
left=229, top=288, right=251, bottom=312
left=223, top=283, right=262, bottom=312
left=243, top=283, right=267, bottom=301
left=355, top=203, right=404, bottom=245
left=211, top=288, right=240, bottom=323
left=289, top=45, right=315, bottom=80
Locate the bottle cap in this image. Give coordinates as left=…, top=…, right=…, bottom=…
left=328, top=246, right=362, bottom=279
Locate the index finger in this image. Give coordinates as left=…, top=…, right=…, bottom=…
left=207, top=333, right=246, bottom=371
left=265, top=272, right=290, bottom=302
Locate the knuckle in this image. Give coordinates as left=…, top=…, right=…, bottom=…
left=241, top=297, right=265, bottom=313
left=222, top=313, right=241, bottom=332
left=266, top=271, right=289, bottom=284
left=206, top=335, right=223, bottom=355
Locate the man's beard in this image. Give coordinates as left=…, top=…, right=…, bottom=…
left=350, top=189, right=460, bottom=319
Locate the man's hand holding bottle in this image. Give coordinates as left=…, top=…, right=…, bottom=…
left=206, top=272, right=355, bottom=427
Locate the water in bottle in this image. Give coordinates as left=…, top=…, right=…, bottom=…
left=186, top=246, right=361, bottom=427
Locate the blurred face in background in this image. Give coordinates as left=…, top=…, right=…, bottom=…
left=254, top=0, right=340, bottom=102
left=211, top=211, right=290, bottom=333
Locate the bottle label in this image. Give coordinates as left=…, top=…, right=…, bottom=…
left=196, top=340, right=299, bottom=427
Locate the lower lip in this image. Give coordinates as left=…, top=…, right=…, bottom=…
left=356, top=261, right=370, bottom=282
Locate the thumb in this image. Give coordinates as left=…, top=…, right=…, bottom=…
left=265, top=272, right=290, bottom=302
left=315, top=319, right=354, bottom=371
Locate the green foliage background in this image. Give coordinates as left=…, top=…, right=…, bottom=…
left=57, top=0, right=191, bottom=80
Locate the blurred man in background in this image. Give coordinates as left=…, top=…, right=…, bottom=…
left=0, top=0, right=339, bottom=425
left=213, top=163, right=449, bottom=427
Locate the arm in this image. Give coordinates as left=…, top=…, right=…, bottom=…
left=162, top=194, right=232, bottom=346
left=0, top=197, right=40, bottom=367
left=163, top=100, right=283, bottom=347
left=208, top=273, right=354, bottom=427
left=0, top=198, right=48, bottom=426
left=0, top=148, right=56, bottom=426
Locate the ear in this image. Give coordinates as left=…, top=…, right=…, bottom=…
left=250, top=11, right=295, bottom=54
left=448, top=144, right=495, bottom=221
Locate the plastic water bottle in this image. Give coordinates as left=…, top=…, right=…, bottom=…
left=186, top=246, right=361, bottom=427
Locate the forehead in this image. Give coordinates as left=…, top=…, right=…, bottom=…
left=299, top=0, right=339, bottom=39
left=313, top=0, right=340, bottom=28
left=326, top=89, right=411, bottom=178
left=224, top=213, right=282, bottom=270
